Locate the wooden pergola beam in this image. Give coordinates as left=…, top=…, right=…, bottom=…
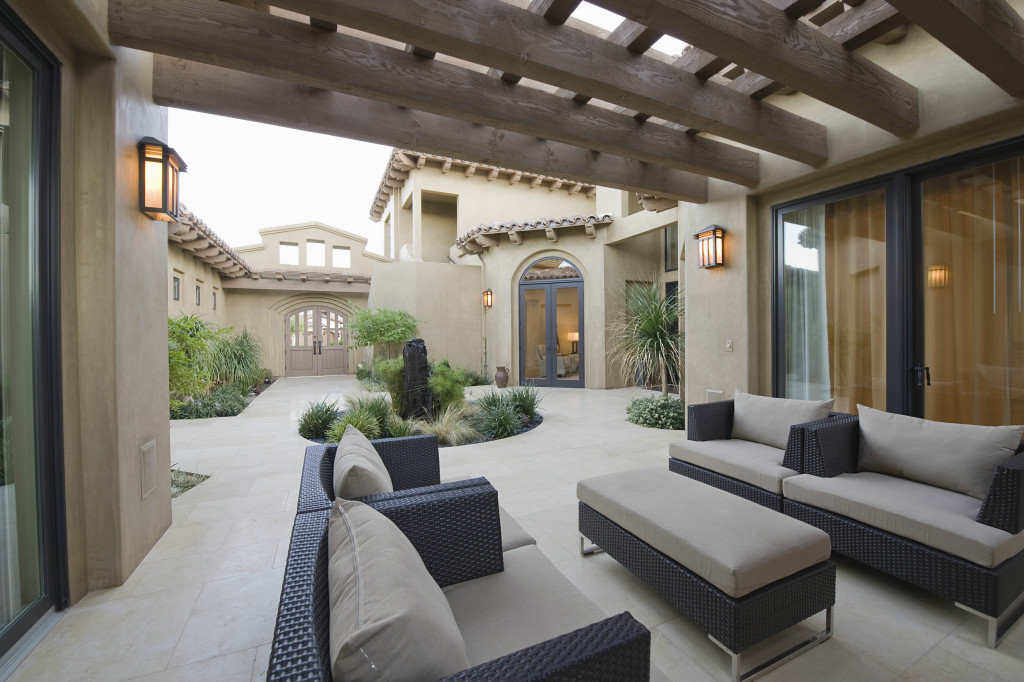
left=110, top=0, right=758, bottom=185
left=765, top=0, right=826, bottom=17
left=588, top=0, right=918, bottom=134
left=529, top=0, right=582, bottom=24
left=268, top=0, right=824, bottom=165
left=152, top=57, right=708, bottom=203
left=885, top=0, right=1024, bottom=96
left=607, top=19, right=663, bottom=54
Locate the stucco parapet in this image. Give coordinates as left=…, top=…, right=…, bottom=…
left=167, top=204, right=252, bottom=278
left=455, top=213, right=614, bottom=255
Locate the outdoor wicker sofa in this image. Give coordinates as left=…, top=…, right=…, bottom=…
left=268, top=477, right=652, bottom=681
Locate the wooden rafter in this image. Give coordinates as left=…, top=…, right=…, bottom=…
left=151, top=57, right=708, bottom=202
left=588, top=0, right=919, bottom=134
left=110, top=0, right=759, bottom=185
left=885, top=0, right=1024, bottom=96
left=268, top=0, right=825, bottom=165
left=530, top=0, right=582, bottom=24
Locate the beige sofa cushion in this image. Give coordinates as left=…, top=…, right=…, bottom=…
left=443, top=545, right=605, bottom=666
left=578, top=468, right=831, bottom=598
left=784, top=472, right=1024, bottom=568
left=669, top=438, right=798, bottom=494
left=333, top=425, right=394, bottom=500
left=857, top=404, right=1024, bottom=499
left=328, top=500, right=469, bottom=681
left=731, top=392, right=834, bottom=450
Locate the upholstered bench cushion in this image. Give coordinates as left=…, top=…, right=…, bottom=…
left=578, top=468, right=830, bottom=598
left=443, top=545, right=605, bottom=666
left=784, top=472, right=1024, bottom=568
left=328, top=500, right=469, bottom=681
left=670, top=439, right=799, bottom=494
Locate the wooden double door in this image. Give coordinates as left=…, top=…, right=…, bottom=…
left=284, top=306, right=349, bottom=377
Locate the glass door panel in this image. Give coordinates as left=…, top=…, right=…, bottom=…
left=780, top=188, right=887, bottom=413
left=0, top=40, right=44, bottom=638
left=554, top=285, right=581, bottom=382
left=921, top=156, right=1024, bottom=425
left=522, top=287, right=548, bottom=382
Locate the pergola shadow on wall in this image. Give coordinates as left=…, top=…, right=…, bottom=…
left=106, top=0, right=1024, bottom=211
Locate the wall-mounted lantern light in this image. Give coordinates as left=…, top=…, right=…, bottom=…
left=694, top=225, right=725, bottom=269
left=567, top=332, right=579, bottom=354
left=138, top=136, right=187, bottom=221
left=927, top=265, right=950, bottom=288
left=483, top=289, right=493, bottom=308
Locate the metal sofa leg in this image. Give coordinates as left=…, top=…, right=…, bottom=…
left=580, top=534, right=603, bottom=556
left=709, top=607, right=833, bottom=682
left=956, top=590, right=1024, bottom=648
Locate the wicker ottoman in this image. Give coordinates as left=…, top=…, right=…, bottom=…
left=578, top=467, right=835, bottom=682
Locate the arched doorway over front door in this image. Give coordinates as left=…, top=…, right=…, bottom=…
left=284, top=305, right=349, bottom=377
left=519, top=257, right=584, bottom=388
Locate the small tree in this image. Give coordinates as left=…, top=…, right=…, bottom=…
left=349, top=308, right=418, bottom=363
left=607, top=279, right=683, bottom=397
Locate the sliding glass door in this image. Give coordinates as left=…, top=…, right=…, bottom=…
left=0, top=1, right=65, bottom=662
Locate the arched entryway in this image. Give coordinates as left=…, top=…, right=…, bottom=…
left=519, top=258, right=584, bottom=387
left=284, top=305, right=349, bottom=377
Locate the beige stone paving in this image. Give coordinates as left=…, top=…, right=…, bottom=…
left=8, top=376, right=1024, bottom=680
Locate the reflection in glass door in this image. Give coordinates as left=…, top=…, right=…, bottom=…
left=921, top=155, right=1024, bottom=425
left=1, top=7, right=65, bottom=661
left=519, top=258, right=584, bottom=388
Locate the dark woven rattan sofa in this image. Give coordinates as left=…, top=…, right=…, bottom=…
left=672, top=402, right=1024, bottom=648
left=268, top=434, right=651, bottom=680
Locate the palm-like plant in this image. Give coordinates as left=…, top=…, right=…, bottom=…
left=607, top=279, right=683, bottom=397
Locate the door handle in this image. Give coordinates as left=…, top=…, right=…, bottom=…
left=913, top=362, right=932, bottom=388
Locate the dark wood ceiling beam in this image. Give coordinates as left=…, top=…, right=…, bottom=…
left=675, top=46, right=731, bottom=79
left=607, top=19, right=664, bottom=54
left=110, top=0, right=759, bottom=184
left=266, top=0, right=825, bottom=165
left=765, top=0, right=826, bottom=17
left=151, top=57, right=708, bottom=203
left=529, top=0, right=582, bottom=24
left=588, top=0, right=918, bottom=134
left=884, top=0, right=1024, bottom=96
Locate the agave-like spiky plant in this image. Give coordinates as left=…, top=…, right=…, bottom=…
left=607, top=278, right=684, bottom=397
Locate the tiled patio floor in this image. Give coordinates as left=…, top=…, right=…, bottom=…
left=8, top=376, right=1024, bottom=680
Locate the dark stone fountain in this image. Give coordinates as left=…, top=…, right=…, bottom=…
left=402, top=338, right=433, bottom=420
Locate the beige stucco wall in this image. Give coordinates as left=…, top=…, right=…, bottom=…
left=10, top=0, right=173, bottom=599
left=224, top=290, right=370, bottom=377
left=368, top=261, right=484, bottom=371
left=167, top=246, right=229, bottom=327
left=682, top=13, right=1024, bottom=407
left=235, top=222, right=387, bottom=272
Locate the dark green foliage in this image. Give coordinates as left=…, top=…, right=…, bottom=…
left=626, top=395, right=686, bottom=430
left=386, top=413, right=418, bottom=438
left=346, top=394, right=391, bottom=437
left=349, top=308, right=418, bottom=361
left=326, top=407, right=382, bottom=442
left=472, top=391, right=506, bottom=412
left=374, top=358, right=405, bottom=416
left=429, top=361, right=467, bottom=416
left=168, top=314, right=222, bottom=410
left=505, top=383, right=542, bottom=422
left=298, top=399, right=341, bottom=440
left=259, top=367, right=274, bottom=383
left=473, top=399, right=521, bottom=439
left=170, top=384, right=249, bottom=419
left=458, top=368, right=491, bottom=386
left=608, top=278, right=683, bottom=397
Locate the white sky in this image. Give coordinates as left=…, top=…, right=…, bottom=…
left=165, top=3, right=686, bottom=256
left=168, top=109, right=392, bottom=254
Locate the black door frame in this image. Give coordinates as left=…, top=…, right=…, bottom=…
left=518, top=265, right=585, bottom=388
left=771, top=134, right=1024, bottom=418
left=0, top=0, right=68, bottom=662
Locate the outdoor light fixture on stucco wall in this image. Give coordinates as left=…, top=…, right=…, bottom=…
left=138, top=136, right=187, bottom=221
left=483, top=289, right=493, bottom=308
left=694, top=225, right=725, bottom=269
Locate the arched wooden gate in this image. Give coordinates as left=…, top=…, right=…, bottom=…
left=284, top=306, right=349, bottom=377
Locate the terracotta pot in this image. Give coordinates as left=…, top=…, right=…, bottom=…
left=494, top=366, right=509, bottom=388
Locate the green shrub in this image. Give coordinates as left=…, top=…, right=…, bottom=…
left=472, top=390, right=505, bottom=412
left=168, top=314, right=221, bottom=410
left=259, top=367, right=274, bottom=383
left=298, top=398, right=340, bottom=440
left=205, top=328, right=266, bottom=389
left=414, top=403, right=479, bottom=446
left=473, top=399, right=521, bottom=439
left=349, top=308, right=418, bottom=361
left=429, top=361, right=467, bottom=416
left=386, top=413, right=418, bottom=438
left=374, top=358, right=406, bottom=416
left=326, top=407, right=382, bottom=442
left=171, top=383, right=249, bottom=419
left=626, top=395, right=685, bottom=430
left=345, top=394, right=391, bottom=437
left=506, top=383, right=542, bottom=422
left=458, top=368, right=492, bottom=386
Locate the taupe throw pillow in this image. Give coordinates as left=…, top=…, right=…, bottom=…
left=857, top=404, right=1024, bottom=500
left=328, top=500, right=470, bottom=682
left=731, top=391, right=834, bottom=450
left=333, top=424, right=394, bottom=500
